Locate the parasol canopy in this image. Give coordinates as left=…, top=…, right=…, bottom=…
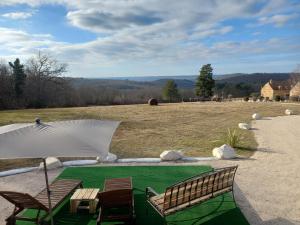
left=0, top=119, right=120, bottom=159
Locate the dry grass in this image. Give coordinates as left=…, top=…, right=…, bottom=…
left=1, top=102, right=300, bottom=171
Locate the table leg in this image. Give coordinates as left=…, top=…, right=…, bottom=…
left=89, top=199, right=98, bottom=214
left=70, top=200, right=80, bottom=213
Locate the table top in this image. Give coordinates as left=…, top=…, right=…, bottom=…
left=104, top=177, right=132, bottom=191
left=70, top=188, right=100, bottom=200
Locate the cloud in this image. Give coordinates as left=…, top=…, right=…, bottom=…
left=2, top=11, right=33, bottom=19
left=258, top=13, right=298, bottom=27
left=0, top=27, right=60, bottom=56
left=67, top=9, right=162, bottom=32
left=0, top=0, right=299, bottom=75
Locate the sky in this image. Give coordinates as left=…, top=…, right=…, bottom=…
left=0, top=0, right=299, bottom=77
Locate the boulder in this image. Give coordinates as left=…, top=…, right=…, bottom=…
left=252, top=113, right=261, bottom=120
left=285, top=109, right=294, bottom=115
left=98, top=153, right=117, bottom=162
left=39, top=157, right=62, bottom=170
left=160, top=150, right=183, bottom=161
left=238, top=123, right=250, bottom=130
left=212, top=144, right=236, bottom=159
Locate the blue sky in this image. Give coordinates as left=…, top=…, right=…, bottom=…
left=0, top=0, right=299, bottom=77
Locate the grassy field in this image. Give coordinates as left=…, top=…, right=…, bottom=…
left=1, top=102, right=300, bottom=170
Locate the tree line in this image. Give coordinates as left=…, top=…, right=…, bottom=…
left=0, top=53, right=74, bottom=109
left=0, top=53, right=163, bottom=109
left=0, top=58, right=218, bottom=109
left=5, top=54, right=294, bottom=110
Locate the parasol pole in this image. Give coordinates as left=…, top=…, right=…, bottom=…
left=43, top=158, right=54, bottom=225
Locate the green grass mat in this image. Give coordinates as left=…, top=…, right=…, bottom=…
left=17, top=166, right=249, bottom=225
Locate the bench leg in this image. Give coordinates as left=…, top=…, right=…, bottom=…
left=232, top=190, right=237, bottom=208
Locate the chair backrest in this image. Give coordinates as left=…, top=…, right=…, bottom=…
left=163, top=166, right=238, bottom=211
left=0, top=191, right=48, bottom=211
left=99, top=189, right=133, bottom=208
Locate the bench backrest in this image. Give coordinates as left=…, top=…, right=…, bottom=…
left=99, top=189, right=133, bottom=208
left=163, top=166, right=237, bottom=212
left=0, top=191, right=48, bottom=211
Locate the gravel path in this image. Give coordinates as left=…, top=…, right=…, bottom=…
left=0, top=115, right=300, bottom=225
left=208, top=115, right=300, bottom=225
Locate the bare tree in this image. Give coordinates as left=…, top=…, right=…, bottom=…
left=289, top=64, right=300, bottom=85
left=25, top=52, right=69, bottom=107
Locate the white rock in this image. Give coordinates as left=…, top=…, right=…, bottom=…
left=252, top=113, right=261, bottom=120
left=212, top=144, right=236, bottom=159
left=160, top=150, right=183, bottom=161
left=63, top=160, right=98, bottom=167
left=238, top=123, right=250, bottom=130
left=99, top=153, right=118, bottom=162
left=285, top=109, right=294, bottom=115
left=39, top=157, right=62, bottom=170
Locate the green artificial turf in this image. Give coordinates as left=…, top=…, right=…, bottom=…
left=17, top=166, right=249, bottom=225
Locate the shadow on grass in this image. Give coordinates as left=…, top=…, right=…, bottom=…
left=236, top=146, right=256, bottom=152
left=199, top=208, right=249, bottom=225
left=166, top=195, right=226, bottom=225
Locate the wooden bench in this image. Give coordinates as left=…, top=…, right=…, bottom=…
left=0, top=179, right=82, bottom=225
left=146, top=166, right=238, bottom=222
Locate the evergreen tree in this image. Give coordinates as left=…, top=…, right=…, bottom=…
left=195, top=64, right=215, bottom=97
left=163, top=80, right=180, bottom=102
left=9, top=58, right=26, bottom=98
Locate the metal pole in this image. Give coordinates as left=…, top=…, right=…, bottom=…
left=43, top=158, right=54, bottom=225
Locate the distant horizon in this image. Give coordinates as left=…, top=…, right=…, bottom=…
left=0, top=1, right=299, bottom=77
left=74, top=72, right=292, bottom=80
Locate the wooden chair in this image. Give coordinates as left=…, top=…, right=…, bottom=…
left=146, top=166, right=238, bottom=223
left=0, top=179, right=82, bottom=225
left=97, top=177, right=135, bottom=225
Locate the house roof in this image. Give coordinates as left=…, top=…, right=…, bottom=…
left=290, top=81, right=300, bottom=90
left=267, top=80, right=291, bottom=91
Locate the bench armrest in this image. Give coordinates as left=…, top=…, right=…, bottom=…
left=146, top=187, right=159, bottom=199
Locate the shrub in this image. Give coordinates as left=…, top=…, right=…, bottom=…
left=290, top=96, right=300, bottom=102
left=226, top=128, right=241, bottom=148
left=274, top=95, right=281, bottom=102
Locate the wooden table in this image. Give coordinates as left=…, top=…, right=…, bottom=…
left=70, top=188, right=100, bottom=214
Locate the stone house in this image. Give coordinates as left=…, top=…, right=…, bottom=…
left=261, top=80, right=291, bottom=100
left=290, top=82, right=300, bottom=97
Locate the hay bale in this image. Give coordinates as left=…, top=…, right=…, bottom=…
left=148, top=98, right=158, bottom=106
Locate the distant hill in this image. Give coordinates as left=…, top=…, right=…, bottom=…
left=216, top=73, right=289, bottom=84
left=70, top=73, right=292, bottom=98
left=93, top=73, right=290, bottom=83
